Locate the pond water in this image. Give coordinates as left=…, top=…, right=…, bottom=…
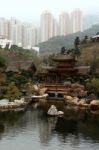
left=0, top=102, right=99, bottom=150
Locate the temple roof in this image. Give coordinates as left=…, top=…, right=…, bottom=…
left=6, top=61, right=36, bottom=72
left=52, top=53, right=76, bottom=61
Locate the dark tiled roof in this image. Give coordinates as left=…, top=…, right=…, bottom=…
left=52, top=53, right=74, bottom=61
left=6, top=61, right=36, bottom=72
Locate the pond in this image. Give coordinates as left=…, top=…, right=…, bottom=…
left=0, top=102, right=99, bottom=150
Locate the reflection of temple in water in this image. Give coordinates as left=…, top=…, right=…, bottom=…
left=1, top=105, right=99, bottom=148
left=0, top=124, right=5, bottom=140
left=39, top=117, right=57, bottom=145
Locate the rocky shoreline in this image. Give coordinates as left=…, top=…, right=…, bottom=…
left=0, top=98, right=28, bottom=112
left=64, top=95, right=99, bottom=110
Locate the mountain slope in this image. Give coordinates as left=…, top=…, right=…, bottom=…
left=38, top=24, right=99, bottom=52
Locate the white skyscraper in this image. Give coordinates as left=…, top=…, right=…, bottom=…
left=40, top=11, right=56, bottom=42
left=71, top=9, right=83, bottom=33
left=8, top=18, right=22, bottom=45
left=27, top=26, right=38, bottom=47
left=59, top=12, right=70, bottom=36
left=8, top=18, right=15, bottom=42
left=36, top=28, right=40, bottom=45
left=22, top=23, right=38, bottom=48
left=53, top=19, right=59, bottom=37
left=0, top=18, right=9, bottom=38
left=22, top=23, right=30, bottom=48
left=13, top=23, right=22, bottom=45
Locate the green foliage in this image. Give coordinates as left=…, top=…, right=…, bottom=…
left=14, top=75, right=27, bottom=86
left=5, top=82, right=21, bottom=101
left=10, top=45, right=40, bottom=66
left=86, top=78, right=99, bottom=94
left=0, top=72, right=7, bottom=84
left=6, top=70, right=34, bottom=88
left=74, top=36, right=80, bottom=46
left=0, top=55, right=6, bottom=68
left=38, top=24, right=99, bottom=52
left=73, top=37, right=81, bottom=59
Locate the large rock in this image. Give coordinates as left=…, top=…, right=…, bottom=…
left=47, top=105, right=58, bottom=116
left=33, top=85, right=39, bottom=92
left=0, top=99, right=9, bottom=106
left=78, top=99, right=86, bottom=105
left=64, top=95, right=73, bottom=101
left=47, top=105, right=64, bottom=116
left=90, top=100, right=99, bottom=106
left=72, top=97, right=79, bottom=105
left=90, top=100, right=99, bottom=110
left=39, top=87, right=47, bottom=95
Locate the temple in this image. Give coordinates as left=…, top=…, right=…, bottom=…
left=37, top=48, right=90, bottom=83
left=37, top=49, right=90, bottom=100
left=46, top=53, right=78, bottom=82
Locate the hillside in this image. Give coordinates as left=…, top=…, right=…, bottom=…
left=38, top=24, right=99, bottom=52
left=78, top=42, right=99, bottom=67
left=0, top=47, right=40, bottom=65
left=39, top=39, right=99, bottom=74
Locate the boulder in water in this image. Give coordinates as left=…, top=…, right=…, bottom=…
left=47, top=105, right=58, bottom=116
left=47, top=105, right=64, bottom=116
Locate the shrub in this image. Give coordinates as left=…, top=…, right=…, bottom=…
left=5, top=82, right=21, bottom=101
left=0, top=56, right=6, bottom=68
left=0, top=73, right=7, bottom=84
left=86, top=78, right=99, bottom=94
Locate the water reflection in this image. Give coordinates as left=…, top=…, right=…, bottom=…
left=0, top=102, right=99, bottom=150
left=37, top=103, right=99, bottom=145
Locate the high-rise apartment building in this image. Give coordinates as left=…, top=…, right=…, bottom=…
left=59, top=12, right=70, bottom=36
left=8, top=18, right=22, bottom=45
left=40, top=11, right=57, bottom=42
left=0, top=18, right=9, bottom=38
left=13, top=22, right=22, bottom=45
left=53, top=19, right=59, bottom=37
left=22, top=23, right=38, bottom=48
left=0, top=9, right=84, bottom=49
left=71, top=9, right=83, bottom=33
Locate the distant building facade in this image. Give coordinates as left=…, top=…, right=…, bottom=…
left=40, top=11, right=58, bottom=42
left=22, top=23, right=38, bottom=49
left=71, top=9, right=83, bottom=33
left=0, top=18, right=9, bottom=39
left=59, top=12, right=71, bottom=35
left=0, top=9, right=83, bottom=49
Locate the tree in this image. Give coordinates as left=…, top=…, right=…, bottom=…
left=0, top=72, right=6, bottom=84
left=74, top=36, right=80, bottom=47
left=86, top=78, right=99, bottom=95
left=73, top=37, right=81, bottom=59
left=0, top=55, right=6, bottom=69
left=81, top=35, right=89, bottom=44
left=61, top=47, right=66, bottom=54
left=5, top=82, right=21, bottom=101
left=90, top=49, right=98, bottom=74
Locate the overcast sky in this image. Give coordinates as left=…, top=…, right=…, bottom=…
left=0, top=0, right=99, bottom=24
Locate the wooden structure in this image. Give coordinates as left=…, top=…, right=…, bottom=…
left=37, top=49, right=90, bottom=84
left=45, top=53, right=78, bottom=83
left=6, top=61, right=36, bottom=73
left=45, top=84, right=66, bottom=100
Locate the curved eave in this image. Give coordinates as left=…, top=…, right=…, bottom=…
left=52, top=58, right=77, bottom=62
left=48, top=68, right=78, bottom=73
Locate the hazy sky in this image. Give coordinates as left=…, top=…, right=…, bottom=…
left=0, top=0, right=99, bottom=24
